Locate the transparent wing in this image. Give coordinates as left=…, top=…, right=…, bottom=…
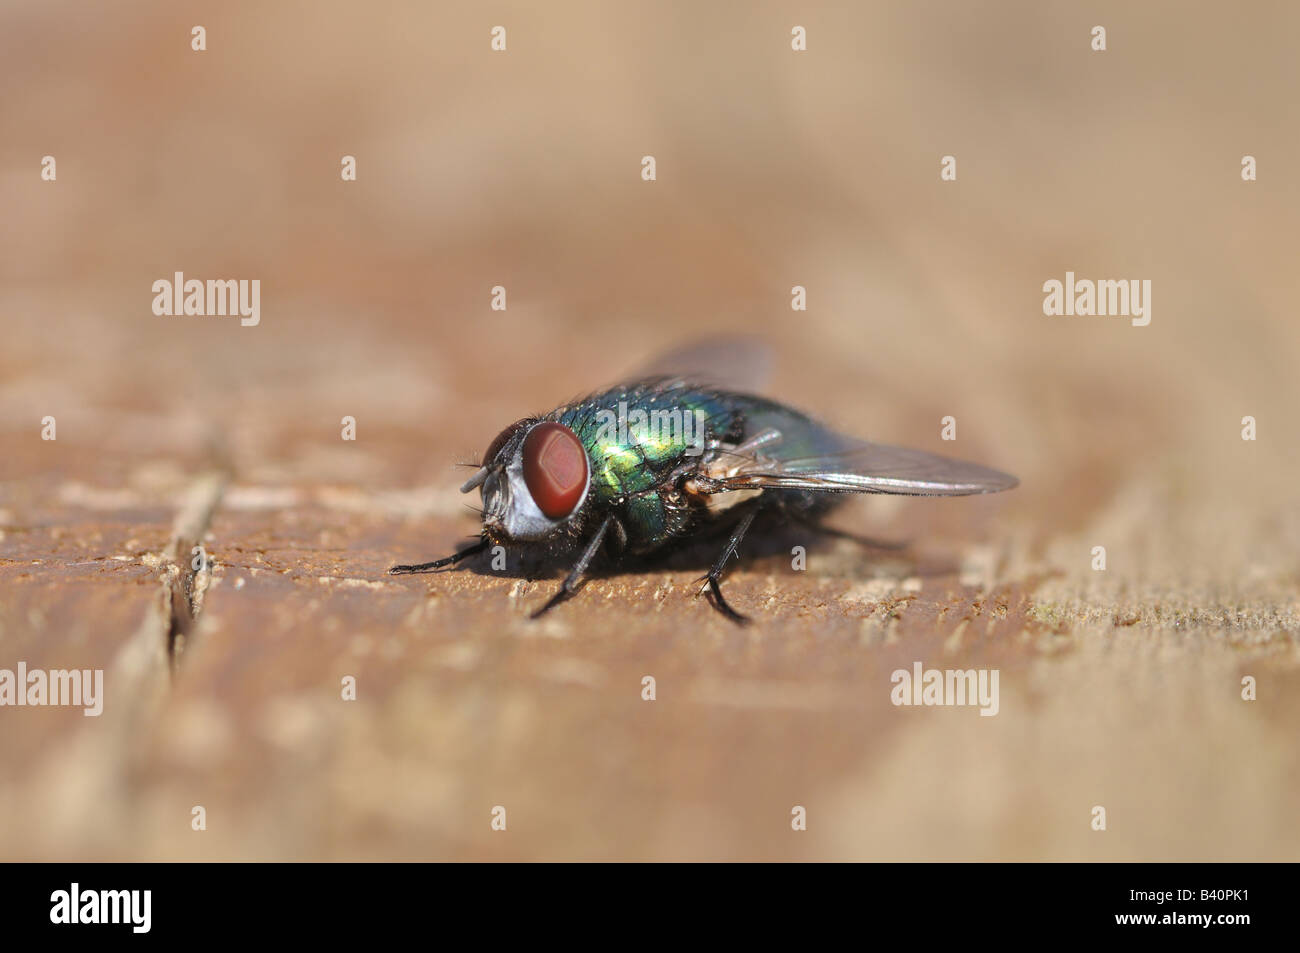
left=628, top=346, right=1017, bottom=496
left=632, top=337, right=773, bottom=394
left=712, top=417, right=1018, bottom=497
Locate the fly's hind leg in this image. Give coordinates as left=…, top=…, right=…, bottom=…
left=774, top=493, right=908, bottom=551
left=787, top=513, right=908, bottom=551
left=696, top=505, right=760, bottom=625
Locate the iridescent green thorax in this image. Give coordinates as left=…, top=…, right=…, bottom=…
left=552, top=381, right=742, bottom=502
left=541, top=381, right=834, bottom=553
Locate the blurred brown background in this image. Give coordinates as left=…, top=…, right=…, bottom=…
left=2, top=1, right=1297, bottom=860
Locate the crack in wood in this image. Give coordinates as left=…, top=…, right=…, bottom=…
left=160, top=471, right=228, bottom=666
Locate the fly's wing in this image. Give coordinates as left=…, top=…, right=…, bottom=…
left=712, top=410, right=1018, bottom=497
left=625, top=350, right=1016, bottom=496
left=632, top=337, right=773, bottom=394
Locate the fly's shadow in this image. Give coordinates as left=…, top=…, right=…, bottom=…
left=410, top=510, right=957, bottom=584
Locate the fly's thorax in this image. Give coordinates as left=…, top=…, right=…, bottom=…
left=561, top=384, right=742, bottom=503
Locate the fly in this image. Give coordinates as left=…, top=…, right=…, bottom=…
left=389, top=340, right=1018, bottom=623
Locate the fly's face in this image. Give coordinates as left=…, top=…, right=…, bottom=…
left=464, top=419, right=591, bottom=542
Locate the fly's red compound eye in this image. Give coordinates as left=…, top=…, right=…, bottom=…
left=522, top=422, right=589, bottom=519
left=482, top=420, right=528, bottom=467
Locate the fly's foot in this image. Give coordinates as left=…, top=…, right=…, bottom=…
left=694, top=573, right=751, bottom=625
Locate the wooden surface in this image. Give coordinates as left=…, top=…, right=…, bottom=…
left=2, top=1, right=1298, bottom=860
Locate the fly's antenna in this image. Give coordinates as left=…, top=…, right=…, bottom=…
left=460, top=467, right=490, bottom=493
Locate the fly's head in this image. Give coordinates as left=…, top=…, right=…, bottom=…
left=462, top=419, right=591, bottom=543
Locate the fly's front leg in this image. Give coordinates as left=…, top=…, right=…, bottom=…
left=697, top=505, right=760, bottom=625
left=530, top=515, right=616, bottom=619
left=389, top=537, right=489, bottom=575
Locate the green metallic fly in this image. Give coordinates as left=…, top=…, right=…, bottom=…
left=389, top=341, right=1018, bottom=622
